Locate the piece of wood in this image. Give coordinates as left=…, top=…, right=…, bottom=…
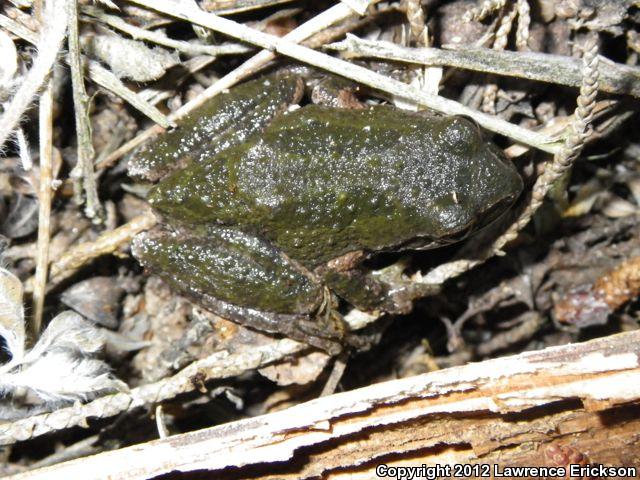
left=10, top=330, right=640, bottom=479
left=328, top=35, right=640, bottom=98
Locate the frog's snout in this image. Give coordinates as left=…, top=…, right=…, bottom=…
left=472, top=144, right=524, bottom=229
left=488, top=143, right=524, bottom=202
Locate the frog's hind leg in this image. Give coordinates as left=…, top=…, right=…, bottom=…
left=132, top=226, right=343, bottom=354
left=189, top=294, right=343, bottom=355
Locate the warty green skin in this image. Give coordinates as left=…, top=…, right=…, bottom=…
left=149, top=105, right=523, bottom=266
left=131, top=75, right=523, bottom=352
left=128, top=75, right=303, bottom=182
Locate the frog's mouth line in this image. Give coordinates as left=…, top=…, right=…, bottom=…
left=474, top=193, right=521, bottom=231
left=405, top=192, right=521, bottom=250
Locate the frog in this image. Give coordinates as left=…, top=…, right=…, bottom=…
left=129, top=73, right=523, bottom=354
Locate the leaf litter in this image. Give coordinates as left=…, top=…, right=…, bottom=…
left=0, top=0, right=639, bottom=472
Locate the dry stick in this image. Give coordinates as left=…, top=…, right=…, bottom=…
left=204, top=0, right=296, bottom=15
left=422, top=38, right=601, bottom=286
left=82, top=7, right=253, bottom=57
left=68, top=0, right=102, bottom=221
left=124, top=0, right=558, bottom=154
left=95, top=1, right=377, bottom=171
left=305, top=6, right=394, bottom=50
left=338, top=0, right=369, bottom=16
left=327, top=36, right=640, bottom=98
left=17, top=211, right=153, bottom=297
left=0, top=13, right=172, bottom=129
left=0, top=0, right=69, bottom=149
left=0, top=338, right=306, bottom=445
left=32, top=78, right=55, bottom=336
left=49, top=211, right=157, bottom=285
left=87, top=61, right=173, bottom=129
left=11, top=330, right=640, bottom=477
left=476, top=312, right=544, bottom=356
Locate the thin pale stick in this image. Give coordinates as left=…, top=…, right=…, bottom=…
left=0, top=0, right=69, bottom=148
left=68, top=0, right=102, bottom=219
left=124, top=0, right=560, bottom=154
left=95, top=1, right=374, bottom=170
left=32, top=78, right=55, bottom=335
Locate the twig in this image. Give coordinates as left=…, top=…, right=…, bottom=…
left=0, top=339, right=306, bottom=445
left=154, top=405, right=169, bottom=439
left=68, top=0, right=102, bottom=220
left=82, top=7, right=252, bottom=58
left=305, top=4, right=395, bottom=49
left=338, top=0, right=369, bottom=16
left=49, top=211, right=157, bottom=284
left=421, top=37, right=601, bottom=286
left=124, top=0, right=560, bottom=154
left=95, top=1, right=376, bottom=171
left=202, top=0, right=296, bottom=15
left=0, top=13, right=173, bottom=129
left=137, top=55, right=217, bottom=105
left=475, top=312, right=545, bottom=356
left=0, top=13, right=38, bottom=44
left=87, top=60, right=174, bottom=129
left=320, top=353, right=348, bottom=397
left=32, top=77, right=55, bottom=336
left=9, top=330, right=640, bottom=476
left=0, top=0, right=69, bottom=149
left=327, top=36, right=640, bottom=98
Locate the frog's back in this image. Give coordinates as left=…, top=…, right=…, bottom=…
left=150, top=105, right=521, bottom=266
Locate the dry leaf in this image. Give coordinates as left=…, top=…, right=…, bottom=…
left=601, top=195, right=639, bottom=218
left=83, top=32, right=180, bottom=82
left=0, top=193, right=39, bottom=238
left=259, top=350, right=331, bottom=386
left=61, top=276, right=124, bottom=328
left=0, top=270, right=126, bottom=417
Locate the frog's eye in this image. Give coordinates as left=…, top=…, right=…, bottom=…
left=438, top=116, right=483, bottom=153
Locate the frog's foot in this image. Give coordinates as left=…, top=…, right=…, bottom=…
left=310, top=77, right=365, bottom=110
left=190, top=292, right=343, bottom=355
left=324, top=264, right=440, bottom=316
left=132, top=226, right=344, bottom=354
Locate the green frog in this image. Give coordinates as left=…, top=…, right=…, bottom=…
left=129, top=74, right=523, bottom=354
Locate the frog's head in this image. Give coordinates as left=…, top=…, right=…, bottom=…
left=418, top=116, right=523, bottom=244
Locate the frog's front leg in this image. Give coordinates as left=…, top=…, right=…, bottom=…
left=322, top=263, right=440, bottom=316
left=132, top=226, right=343, bottom=354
